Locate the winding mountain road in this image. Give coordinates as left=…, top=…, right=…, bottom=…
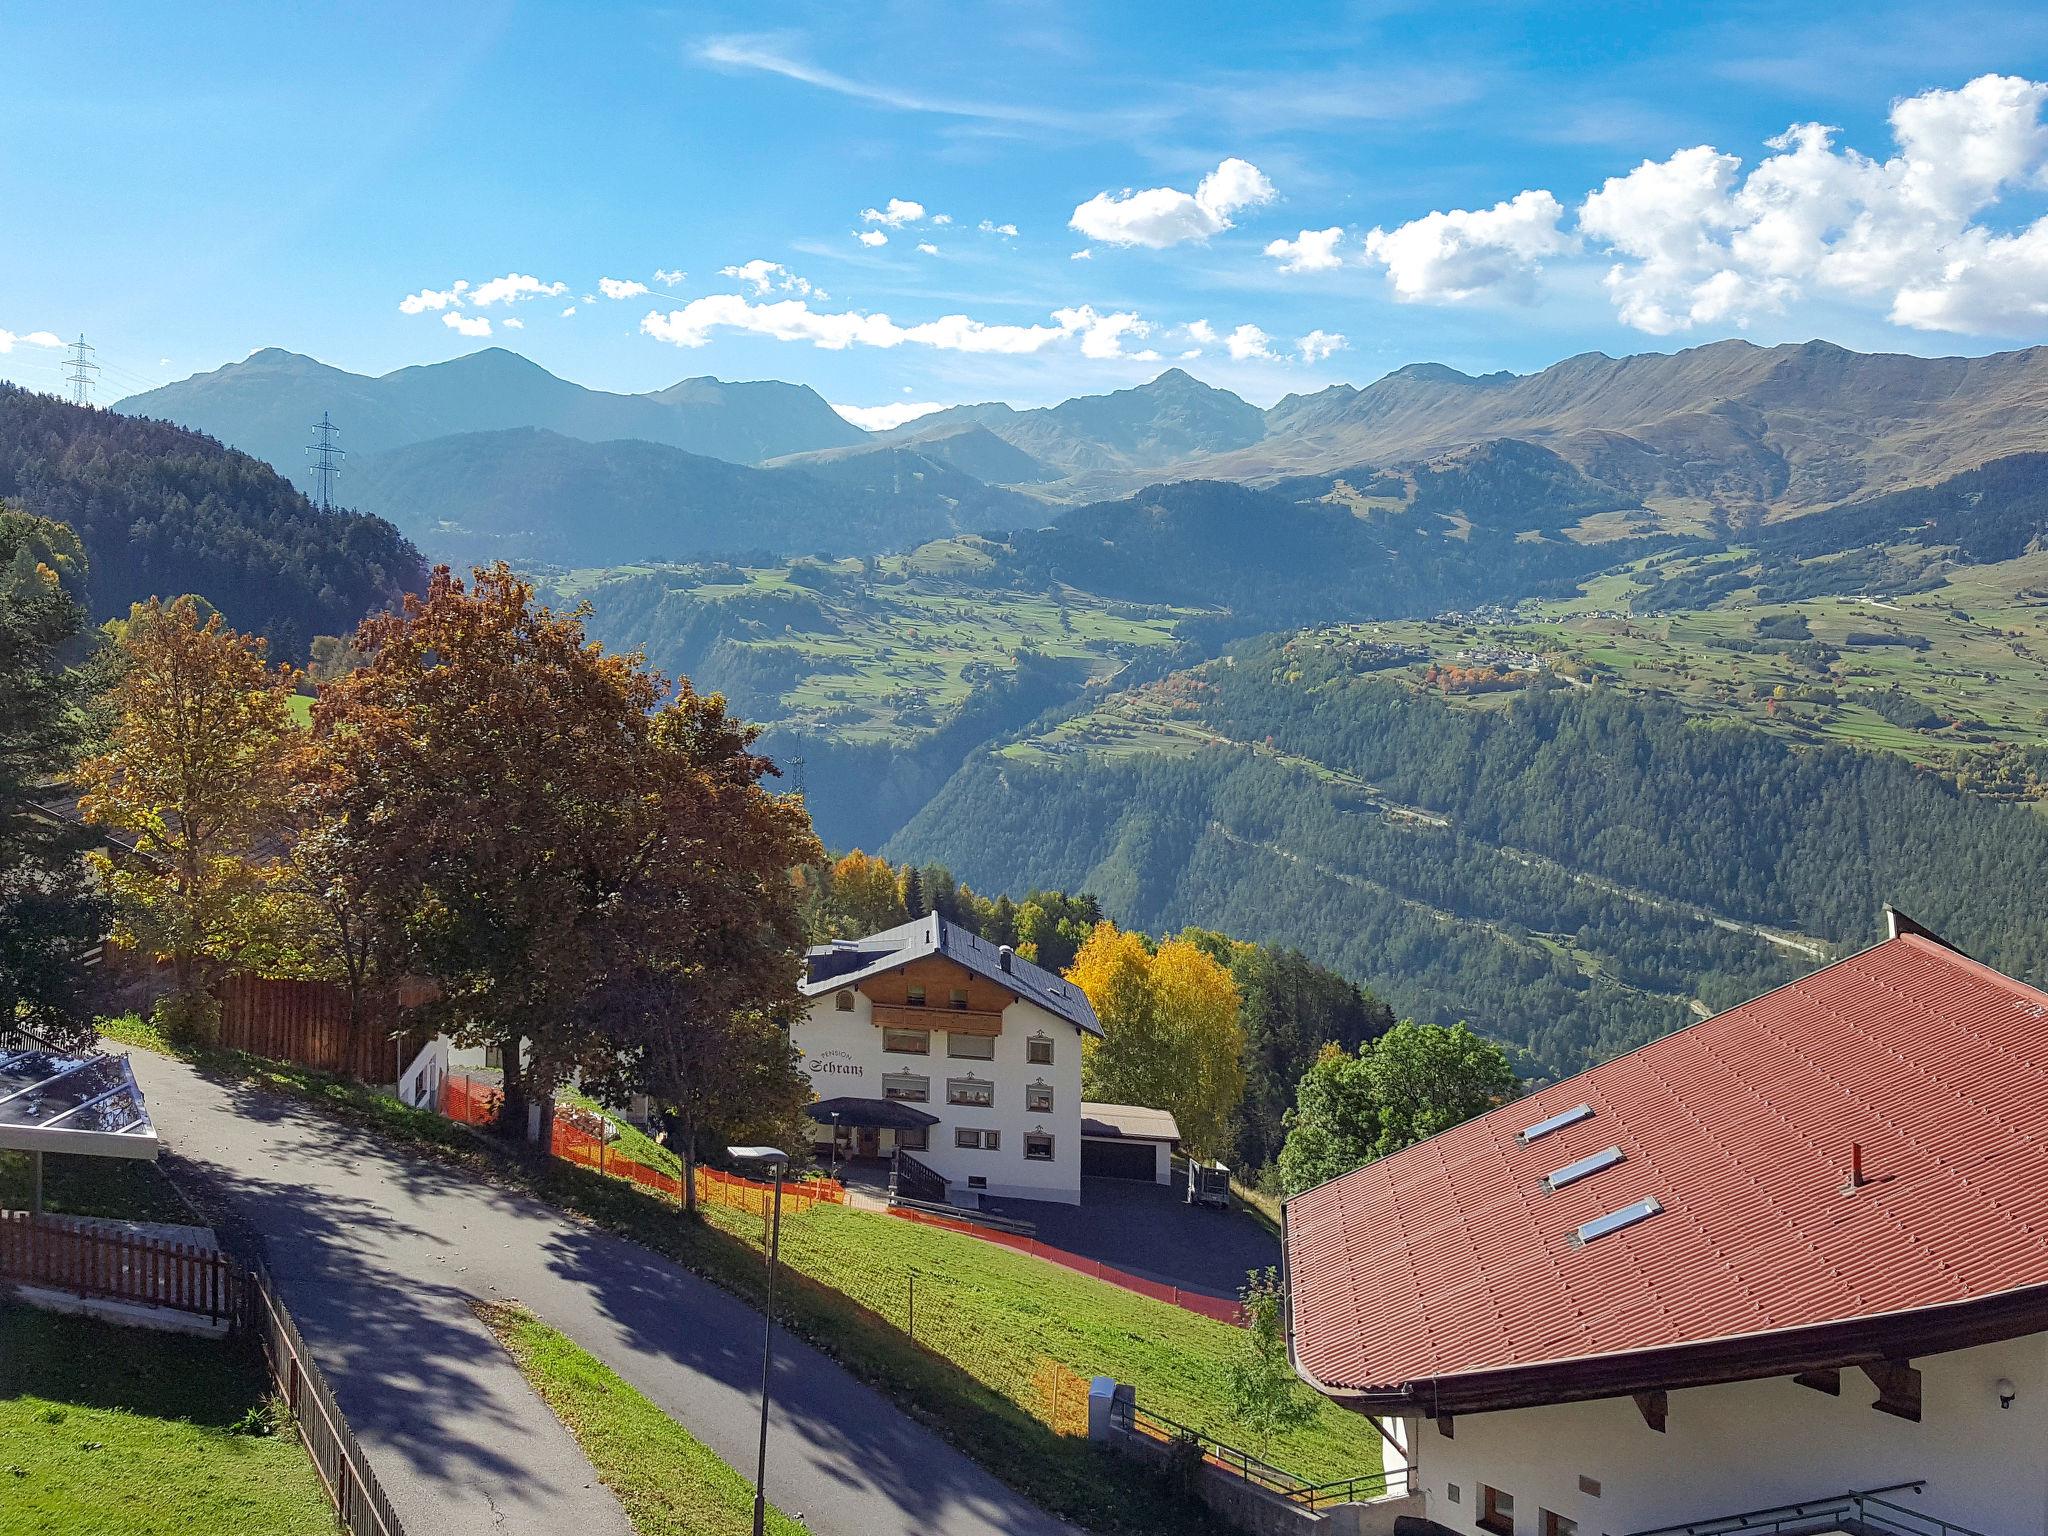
left=128, top=1047, right=1078, bottom=1536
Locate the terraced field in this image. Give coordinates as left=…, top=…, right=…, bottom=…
left=555, top=544, right=1203, bottom=745
left=1014, top=549, right=2048, bottom=797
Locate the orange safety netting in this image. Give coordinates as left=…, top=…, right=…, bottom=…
left=439, top=1073, right=844, bottom=1213
left=889, top=1205, right=1247, bottom=1326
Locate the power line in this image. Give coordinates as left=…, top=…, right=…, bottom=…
left=62, top=334, right=98, bottom=407
left=306, top=411, right=344, bottom=511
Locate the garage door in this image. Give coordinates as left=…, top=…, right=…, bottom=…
left=1082, top=1138, right=1156, bottom=1180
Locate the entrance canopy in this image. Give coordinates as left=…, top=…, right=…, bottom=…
left=0, top=1048, right=160, bottom=1161
left=805, top=1095, right=939, bottom=1131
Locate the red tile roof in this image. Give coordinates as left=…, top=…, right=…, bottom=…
left=1285, top=933, right=2048, bottom=1406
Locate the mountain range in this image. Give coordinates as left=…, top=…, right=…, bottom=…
left=116, top=347, right=867, bottom=478
left=115, top=338, right=2048, bottom=569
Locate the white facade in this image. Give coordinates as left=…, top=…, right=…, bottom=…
left=794, top=984, right=1085, bottom=1205
left=1403, top=1333, right=2048, bottom=1535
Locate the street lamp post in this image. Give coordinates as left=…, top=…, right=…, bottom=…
left=829, top=1110, right=841, bottom=1178
left=729, top=1146, right=788, bottom=1536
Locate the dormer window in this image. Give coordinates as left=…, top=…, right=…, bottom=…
left=906, top=983, right=927, bottom=1007
left=834, top=989, right=855, bottom=1012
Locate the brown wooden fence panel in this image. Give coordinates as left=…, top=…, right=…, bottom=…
left=245, top=1263, right=408, bottom=1536
left=214, top=974, right=427, bottom=1084
left=0, top=1211, right=237, bottom=1321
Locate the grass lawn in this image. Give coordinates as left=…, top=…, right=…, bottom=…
left=687, top=1198, right=1379, bottom=1486
left=0, top=1149, right=195, bottom=1224
left=476, top=1301, right=805, bottom=1536
left=0, top=1305, right=337, bottom=1536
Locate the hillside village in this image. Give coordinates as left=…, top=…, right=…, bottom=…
left=17, top=21, right=2048, bottom=1536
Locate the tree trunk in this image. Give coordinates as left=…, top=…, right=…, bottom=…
left=681, top=1099, right=698, bottom=1216
left=498, top=1034, right=528, bottom=1140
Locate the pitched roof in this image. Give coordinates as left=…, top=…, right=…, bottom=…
left=1080, top=1101, right=1182, bottom=1142
left=1285, top=932, right=2048, bottom=1411
left=801, top=913, right=1102, bottom=1036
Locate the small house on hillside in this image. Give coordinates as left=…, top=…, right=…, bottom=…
left=1284, top=911, right=2048, bottom=1536
left=796, top=914, right=1099, bottom=1205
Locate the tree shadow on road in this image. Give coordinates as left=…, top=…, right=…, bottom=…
left=166, top=1095, right=616, bottom=1523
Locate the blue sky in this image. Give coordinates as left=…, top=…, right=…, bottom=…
left=5, top=1, right=2048, bottom=422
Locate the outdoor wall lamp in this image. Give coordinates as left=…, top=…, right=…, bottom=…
left=1997, top=1377, right=2017, bottom=1410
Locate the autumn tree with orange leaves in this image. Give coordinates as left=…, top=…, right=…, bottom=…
left=77, top=597, right=303, bottom=1042
left=312, top=565, right=819, bottom=1140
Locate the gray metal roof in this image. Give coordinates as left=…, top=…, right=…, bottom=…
left=802, top=913, right=1102, bottom=1036
left=1079, top=1101, right=1181, bottom=1142
left=0, top=1048, right=161, bottom=1160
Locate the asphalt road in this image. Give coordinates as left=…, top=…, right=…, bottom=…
left=129, top=1048, right=1079, bottom=1536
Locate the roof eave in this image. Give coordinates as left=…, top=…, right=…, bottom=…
left=1297, top=1277, right=2048, bottom=1417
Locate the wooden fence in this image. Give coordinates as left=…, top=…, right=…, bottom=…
left=0, top=1211, right=409, bottom=1535
left=215, top=973, right=428, bottom=1084
left=246, top=1261, right=408, bottom=1536
left=0, top=1210, right=239, bottom=1322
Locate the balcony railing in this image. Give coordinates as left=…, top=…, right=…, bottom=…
left=872, top=1003, right=1004, bottom=1033
left=1623, top=1481, right=1989, bottom=1536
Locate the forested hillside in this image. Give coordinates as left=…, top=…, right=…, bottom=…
left=1, top=385, right=422, bottom=657
left=350, top=427, right=1029, bottom=566
left=890, top=641, right=2048, bottom=1075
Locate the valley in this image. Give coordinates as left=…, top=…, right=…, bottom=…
left=69, top=333, right=2048, bottom=1094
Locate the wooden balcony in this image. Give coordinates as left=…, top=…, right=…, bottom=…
left=872, top=1003, right=1004, bottom=1036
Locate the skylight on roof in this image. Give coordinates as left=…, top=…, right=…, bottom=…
left=1572, top=1197, right=1662, bottom=1247
left=1517, top=1103, right=1593, bottom=1144
left=1545, top=1146, right=1625, bottom=1191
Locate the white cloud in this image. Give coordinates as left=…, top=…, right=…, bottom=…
left=1070, top=248, right=1093, bottom=260
left=860, top=197, right=926, bottom=227
left=1052, top=305, right=1152, bottom=359
left=832, top=400, right=948, bottom=431
left=720, top=260, right=816, bottom=297
left=467, top=273, right=569, bottom=307
left=641, top=294, right=1146, bottom=358
left=930, top=213, right=953, bottom=227
left=501, top=317, right=525, bottom=329
left=1363, top=190, right=1574, bottom=303
left=0, top=329, right=62, bottom=353
left=1265, top=226, right=1346, bottom=273
left=1225, top=323, right=1278, bottom=361
left=653, top=268, right=687, bottom=287
left=443, top=312, right=492, bottom=337
left=979, top=219, right=1019, bottom=237
left=917, top=242, right=940, bottom=255
left=400, top=281, right=468, bottom=314
left=1185, top=319, right=1218, bottom=345
left=857, top=230, right=890, bottom=247
left=561, top=305, right=578, bottom=317
left=1575, top=73, right=2048, bottom=334
left=1069, top=157, right=1275, bottom=248
left=1296, top=329, right=1347, bottom=363
left=599, top=277, right=650, bottom=300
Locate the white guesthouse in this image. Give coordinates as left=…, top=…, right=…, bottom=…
left=794, top=914, right=1099, bottom=1206
left=1284, top=912, right=2048, bottom=1536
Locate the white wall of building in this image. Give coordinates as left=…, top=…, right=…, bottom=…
left=1405, top=1333, right=2048, bottom=1535
left=795, top=986, right=1085, bottom=1204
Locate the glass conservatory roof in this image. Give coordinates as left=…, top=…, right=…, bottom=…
left=0, top=1048, right=160, bottom=1160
